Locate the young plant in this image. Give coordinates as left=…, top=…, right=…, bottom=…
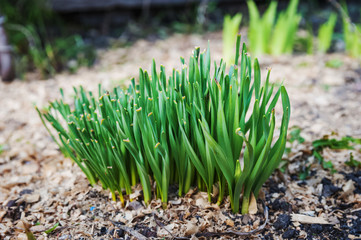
left=37, top=36, right=290, bottom=213
left=223, top=13, right=242, bottom=64
left=318, top=13, right=338, bottom=53
left=247, top=0, right=301, bottom=56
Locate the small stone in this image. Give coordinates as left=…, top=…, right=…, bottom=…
left=321, top=178, right=340, bottom=197
left=309, top=224, right=323, bottom=233
left=274, top=214, right=291, bottom=230
left=126, top=200, right=143, bottom=210
left=282, top=229, right=296, bottom=239
left=19, top=189, right=33, bottom=196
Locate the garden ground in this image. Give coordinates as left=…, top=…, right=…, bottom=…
left=1, top=31, right=361, bottom=239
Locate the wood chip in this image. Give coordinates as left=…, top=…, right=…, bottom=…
left=0, top=211, right=6, bottom=222
left=1, top=176, right=32, bottom=189
left=291, top=214, right=330, bottom=224
left=23, top=194, right=40, bottom=204
left=341, top=180, right=355, bottom=199
left=30, top=225, right=46, bottom=233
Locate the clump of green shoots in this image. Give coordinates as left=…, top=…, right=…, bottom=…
left=37, top=36, right=290, bottom=214
left=247, top=0, right=301, bottom=56
left=343, top=17, right=361, bottom=58
left=223, top=13, right=242, bottom=64
left=318, top=13, right=338, bottom=54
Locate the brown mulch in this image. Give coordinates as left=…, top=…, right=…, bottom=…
left=1, top=31, right=361, bottom=239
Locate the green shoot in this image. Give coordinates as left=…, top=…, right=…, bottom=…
left=44, top=223, right=60, bottom=234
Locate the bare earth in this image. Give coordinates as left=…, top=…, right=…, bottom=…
left=1, top=31, right=361, bottom=239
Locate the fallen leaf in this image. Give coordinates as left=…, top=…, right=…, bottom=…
left=185, top=222, right=199, bottom=236
left=225, top=219, right=234, bottom=227
left=248, top=193, right=258, bottom=214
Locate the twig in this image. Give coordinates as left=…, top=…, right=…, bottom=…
left=111, top=221, right=147, bottom=240
left=196, top=201, right=269, bottom=238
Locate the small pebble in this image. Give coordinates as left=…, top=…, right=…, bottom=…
left=274, top=214, right=291, bottom=230
left=282, top=229, right=296, bottom=239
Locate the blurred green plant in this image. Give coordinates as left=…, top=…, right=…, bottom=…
left=0, top=0, right=95, bottom=78
left=247, top=0, right=301, bottom=56
left=346, top=153, right=361, bottom=168
left=288, top=126, right=305, bottom=144
left=328, top=0, right=361, bottom=58
left=318, top=13, right=338, bottom=53
left=37, top=36, right=291, bottom=214
left=293, top=24, right=314, bottom=55
left=325, top=59, right=343, bottom=68
left=343, top=20, right=361, bottom=58
left=222, top=13, right=242, bottom=64
left=300, top=135, right=361, bottom=180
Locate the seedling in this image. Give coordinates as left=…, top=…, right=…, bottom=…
left=37, top=36, right=290, bottom=214
left=44, top=222, right=60, bottom=234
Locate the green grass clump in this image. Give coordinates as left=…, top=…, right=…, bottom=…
left=343, top=20, right=361, bottom=58
left=318, top=13, right=338, bottom=54
left=247, top=0, right=301, bottom=56
left=37, top=36, right=290, bottom=214
left=223, top=13, right=242, bottom=65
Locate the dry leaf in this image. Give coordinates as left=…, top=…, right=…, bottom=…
left=185, top=222, right=199, bottom=236
left=291, top=214, right=329, bottom=224
left=169, top=199, right=182, bottom=205
left=248, top=193, right=258, bottom=214
left=225, top=219, right=234, bottom=227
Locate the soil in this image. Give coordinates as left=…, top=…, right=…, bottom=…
left=1, top=31, right=361, bottom=239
